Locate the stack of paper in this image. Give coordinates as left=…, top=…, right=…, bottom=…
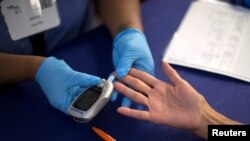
left=163, top=0, right=250, bottom=83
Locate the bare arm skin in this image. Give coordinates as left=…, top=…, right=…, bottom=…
left=0, top=53, right=45, bottom=84
left=96, top=0, right=143, bottom=36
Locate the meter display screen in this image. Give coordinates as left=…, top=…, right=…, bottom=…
left=73, top=86, right=102, bottom=111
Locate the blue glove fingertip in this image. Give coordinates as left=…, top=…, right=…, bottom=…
left=110, top=90, right=119, bottom=102
left=116, top=70, right=128, bottom=78
left=116, top=63, right=132, bottom=78
left=89, top=76, right=102, bottom=85
left=77, top=73, right=101, bottom=86
left=121, top=97, right=132, bottom=107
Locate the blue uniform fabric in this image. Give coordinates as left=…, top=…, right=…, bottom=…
left=245, top=0, right=250, bottom=6
left=0, top=0, right=91, bottom=54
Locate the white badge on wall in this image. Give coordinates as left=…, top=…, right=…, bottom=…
left=0, top=0, right=60, bottom=41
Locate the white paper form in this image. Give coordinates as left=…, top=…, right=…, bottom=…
left=163, top=0, right=250, bottom=83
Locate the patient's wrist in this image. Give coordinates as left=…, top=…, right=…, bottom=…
left=194, top=103, right=242, bottom=139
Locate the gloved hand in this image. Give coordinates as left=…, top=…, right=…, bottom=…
left=113, top=28, right=154, bottom=77
left=112, top=28, right=155, bottom=107
left=245, top=0, right=250, bottom=7
left=35, top=57, right=101, bottom=114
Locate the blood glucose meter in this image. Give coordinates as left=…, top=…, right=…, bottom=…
left=68, top=75, right=115, bottom=123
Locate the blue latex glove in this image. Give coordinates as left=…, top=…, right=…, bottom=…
left=112, top=28, right=155, bottom=107
left=113, top=28, right=154, bottom=77
left=245, top=0, right=250, bottom=7
left=35, top=57, right=101, bottom=114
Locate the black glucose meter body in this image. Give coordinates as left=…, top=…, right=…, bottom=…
left=68, top=78, right=114, bottom=123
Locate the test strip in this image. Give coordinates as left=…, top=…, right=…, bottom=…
left=107, top=74, right=116, bottom=82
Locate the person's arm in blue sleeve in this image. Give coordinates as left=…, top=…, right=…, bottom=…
left=0, top=53, right=101, bottom=113
left=96, top=0, right=154, bottom=107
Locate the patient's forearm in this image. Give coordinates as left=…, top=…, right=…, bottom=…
left=194, top=103, right=242, bottom=139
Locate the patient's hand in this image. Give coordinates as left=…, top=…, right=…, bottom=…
left=114, top=62, right=207, bottom=131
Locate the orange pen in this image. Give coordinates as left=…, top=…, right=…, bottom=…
left=92, top=127, right=116, bottom=141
